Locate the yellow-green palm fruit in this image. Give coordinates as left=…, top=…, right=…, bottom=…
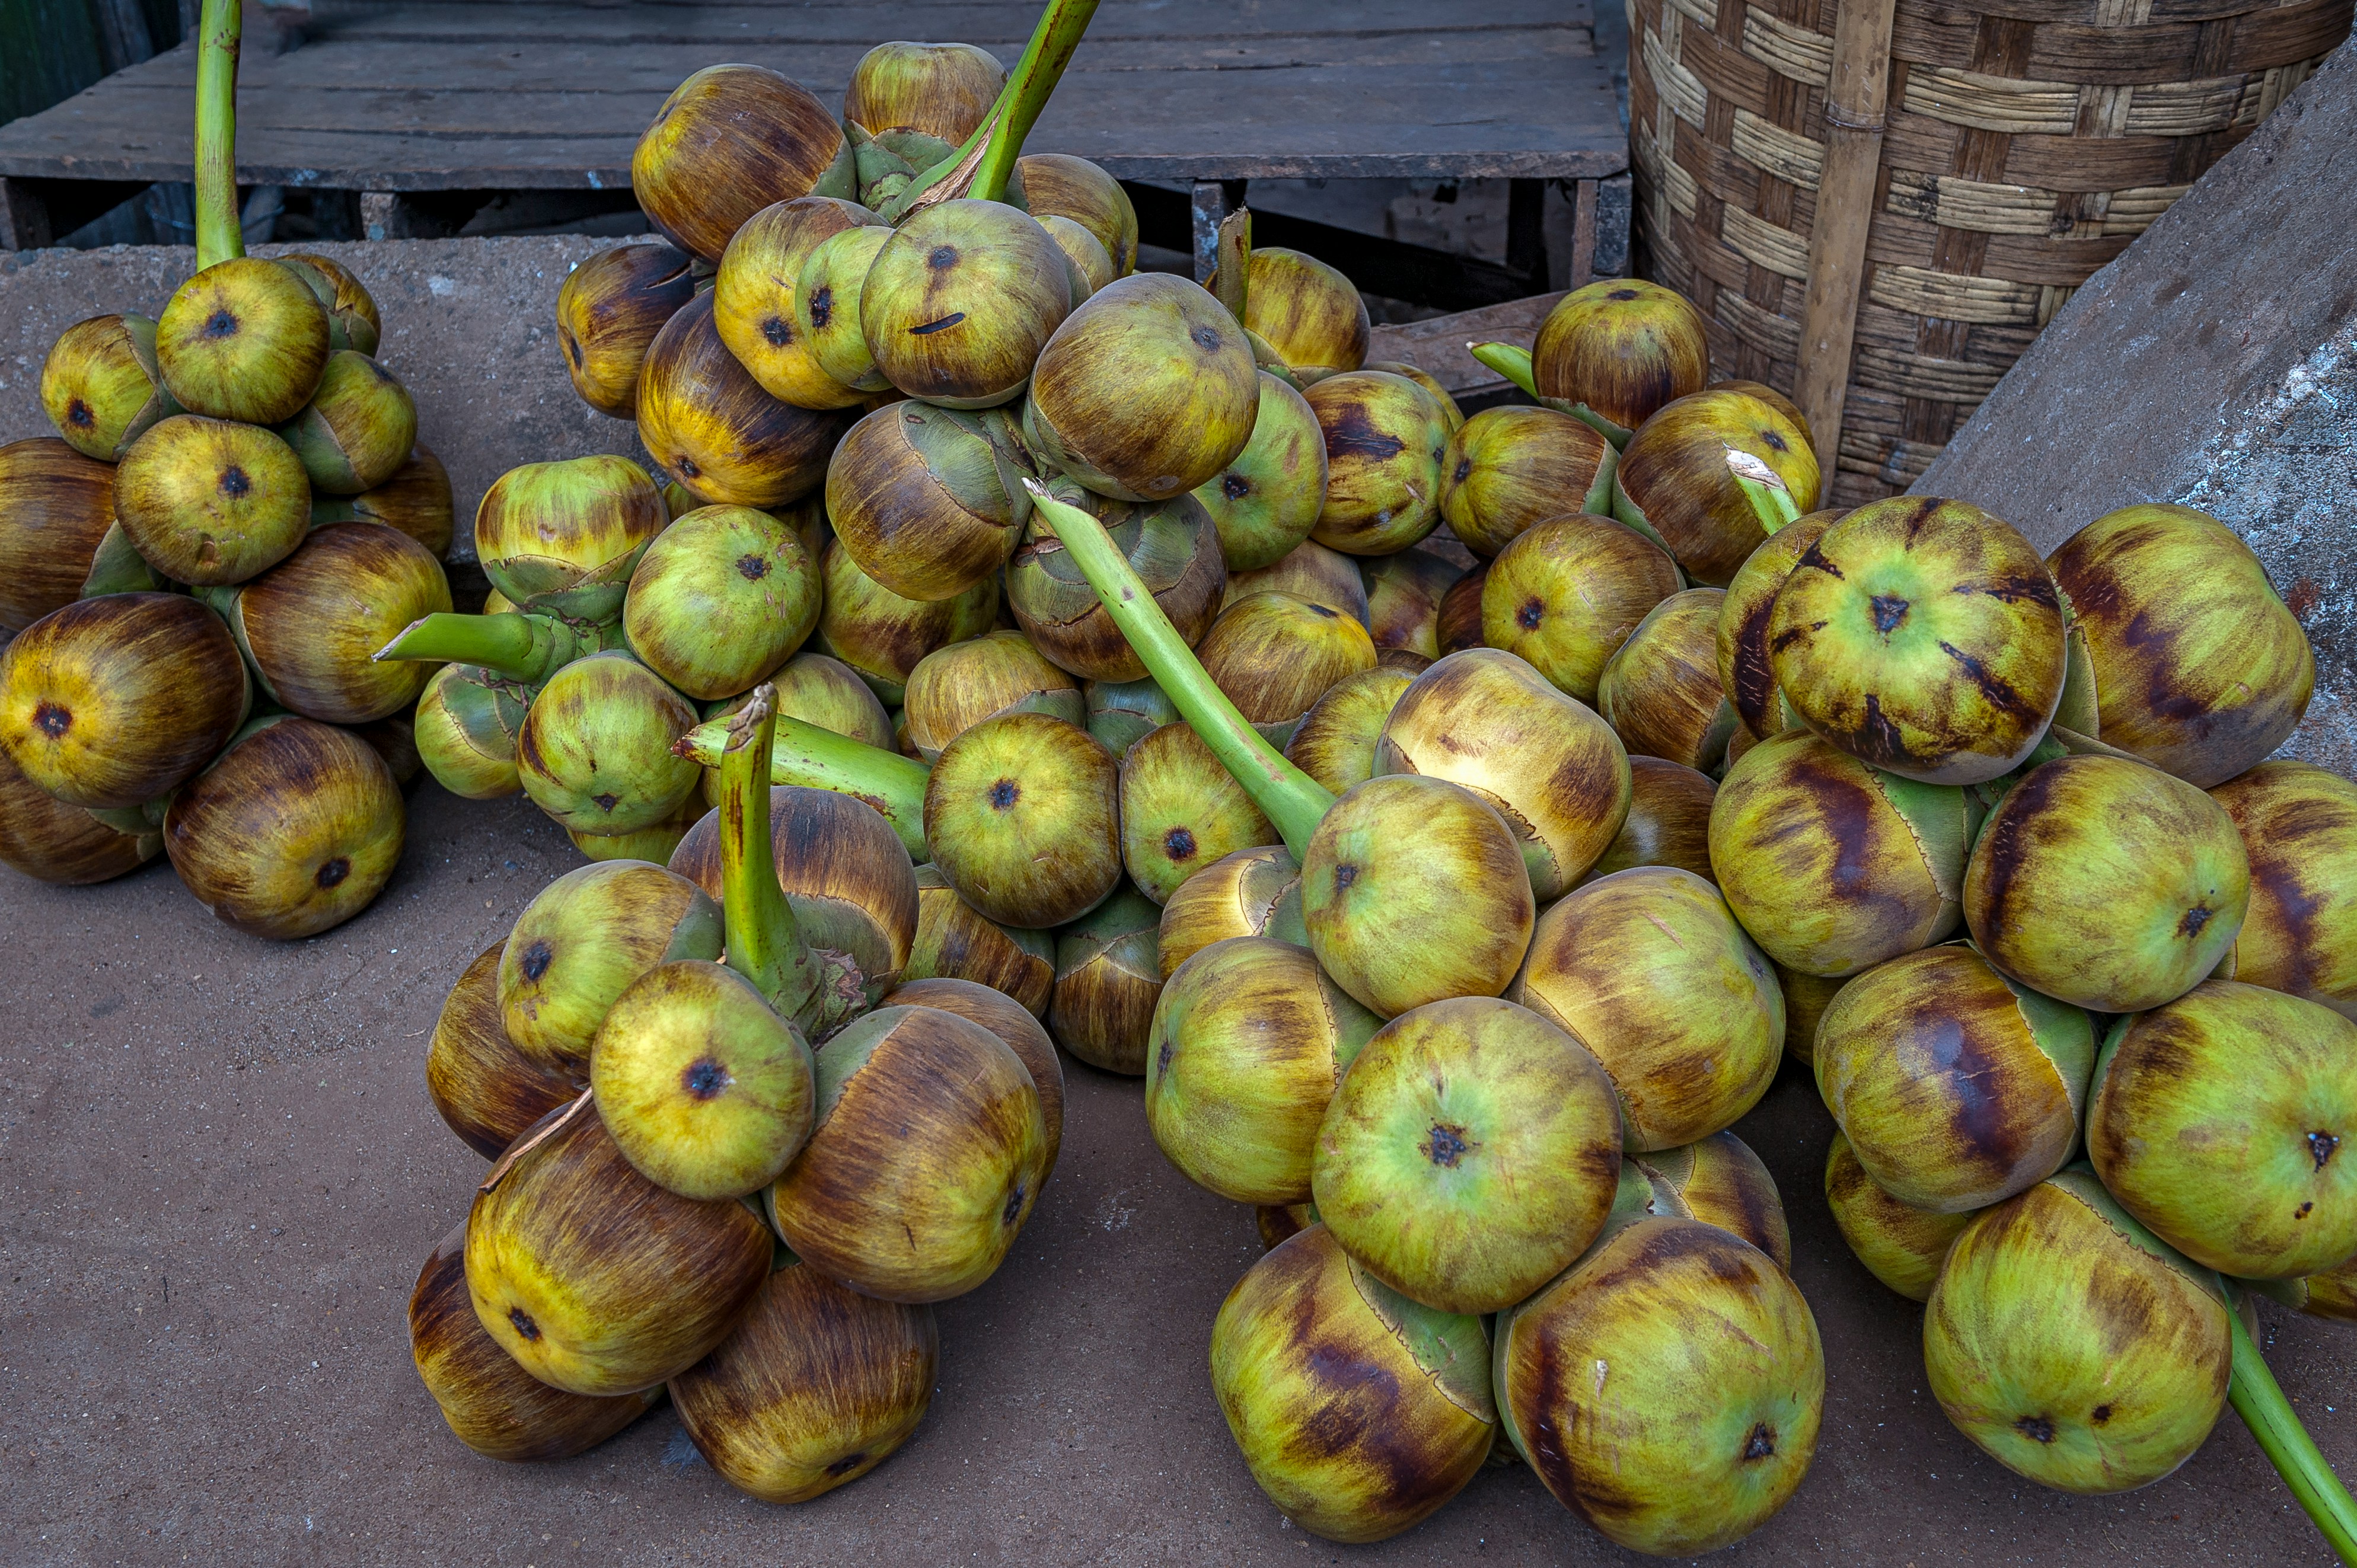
left=414, top=664, right=530, bottom=800
left=1627, top=1129, right=1791, bottom=1269
left=637, top=293, right=853, bottom=510
left=1437, top=405, right=1615, bottom=557
left=1305, top=371, right=1450, bottom=555
left=1613, top=389, right=1819, bottom=586
left=631, top=64, right=853, bottom=263
left=1038, top=213, right=1114, bottom=301
left=1243, top=248, right=1370, bottom=380
left=555, top=240, right=698, bottom=417
left=1530, top=278, right=1712, bottom=444
left=2212, top=761, right=2357, bottom=1019
left=712, top=198, right=877, bottom=410
left=905, top=863, right=1057, bottom=1018
left=1195, top=590, right=1374, bottom=730
left=514, top=651, right=701, bottom=835
left=40, top=312, right=176, bottom=458
left=474, top=453, right=667, bottom=621
left=923, top=711, right=1121, bottom=928
left=113, top=414, right=310, bottom=585
left=1007, top=490, right=1226, bottom=684
left=1481, top=513, right=1680, bottom=702
left=1154, top=844, right=1307, bottom=980
left=1222, top=538, right=1365, bottom=619
left=1083, top=674, right=1179, bottom=757
left=623, top=504, right=821, bottom=701
left=1360, top=547, right=1462, bottom=660
left=827, top=401, right=1037, bottom=602
left=1191, top=371, right=1329, bottom=571
left=155, top=257, right=330, bottom=424
left=1715, top=508, right=1843, bottom=737
left=1044, top=885, right=1163, bottom=1075
left=860, top=199, right=1070, bottom=408
left=795, top=223, right=896, bottom=394
left=1824, top=1129, right=1973, bottom=1300
left=1120, top=721, right=1277, bottom=903
left=1598, top=587, right=1737, bottom=773
left=1582, top=755, right=1717, bottom=886
left=1285, top=665, right=1415, bottom=797
left=814, top=536, right=1000, bottom=707
left=497, top=858, right=722, bottom=1078
left=315, top=442, right=455, bottom=558
left=279, top=349, right=417, bottom=494
left=902, top=630, right=1083, bottom=762
left=842, top=40, right=1004, bottom=142
left=277, top=252, right=382, bottom=355
left=1017, top=154, right=1138, bottom=276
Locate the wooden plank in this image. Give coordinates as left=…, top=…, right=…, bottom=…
left=1365, top=290, right=1567, bottom=396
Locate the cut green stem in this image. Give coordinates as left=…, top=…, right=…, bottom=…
left=675, top=711, right=931, bottom=863
left=2227, top=1292, right=2357, bottom=1565
left=717, top=686, right=821, bottom=1023
left=1468, top=341, right=1538, bottom=399
left=888, top=0, right=1102, bottom=217
left=193, top=0, right=244, bottom=269
left=1022, top=480, right=1334, bottom=858
left=1726, top=448, right=1802, bottom=534
left=371, top=611, right=599, bottom=684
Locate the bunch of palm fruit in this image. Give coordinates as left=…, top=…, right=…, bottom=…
left=0, top=0, right=450, bottom=940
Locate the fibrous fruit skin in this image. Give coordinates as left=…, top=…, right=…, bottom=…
left=1243, top=249, right=1372, bottom=379
left=1210, top=1225, right=1494, bottom=1544
left=1626, top=1130, right=1792, bottom=1269
left=415, top=663, right=530, bottom=802
left=1823, top=1130, right=1973, bottom=1301
left=277, top=253, right=382, bottom=355
left=1044, top=891, right=1163, bottom=1075
left=315, top=443, right=455, bottom=559
left=902, top=631, right=1080, bottom=762
left=225, top=522, right=452, bottom=724
left=1154, top=843, right=1306, bottom=981
left=474, top=454, right=668, bottom=622
left=1191, top=371, right=1328, bottom=573
left=631, top=65, right=851, bottom=263
left=1120, top=721, right=1277, bottom=904
left=0, top=736, right=158, bottom=887
left=0, top=437, right=120, bottom=633
left=556, top=241, right=696, bottom=417
left=1715, top=509, right=1843, bottom=738
left=711, top=200, right=876, bottom=410
left=1305, top=371, right=1450, bottom=555
left=843, top=40, right=1004, bottom=140
left=516, top=651, right=704, bottom=835
left=1439, top=406, right=1613, bottom=557
left=923, top=711, right=1122, bottom=930
left=1583, top=755, right=1716, bottom=885
left=2211, top=761, right=2357, bottom=1020
left=884, top=976, right=1065, bottom=1166
left=2047, top=503, right=2314, bottom=788
left=1359, top=548, right=1462, bottom=660
left=1286, top=666, right=1415, bottom=797
left=155, top=257, right=331, bottom=426
left=815, top=538, right=1000, bottom=706
left=1008, top=493, right=1227, bottom=684
left=1017, top=154, right=1140, bottom=277
left=1963, top=754, right=2248, bottom=1012
left=1597, top=587, right=1737, bottom=774
left=826, top=401, right=1036, bottom=604
left=112, top=414, right=309, bottom=586
left=428, top=941, right=578, bottom=1159
left=1481, top=513, right=1680, bottom=704
left=796, top=225, right=897, bottom=394
left=1531, top=279, right=1712, bottom=438
left=859, top=200, right=1071, bottom=409
left=40, top=313, right=174, bottom=461
left=1221, top=539, right=1365, bottom=621
left=637, top=292, right=853, bottom=510
left=1437, top=562, right=1488, bottom=654
left=1613, top=389, right=1820, bottom=587
left=1196, top=590, right=1375, bottom=727
left=623, top=504, right=821, bottom=701
left=279, top=349, right=419, bottom=495
left=903, top=864, right=1057, bottom=1018
left=1922, top=1169, right=2230, bottom=1494
left=497, top=859, right=723, bottom=1078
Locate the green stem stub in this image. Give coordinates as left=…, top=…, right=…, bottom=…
left=1468, top=341, right=1538, bottom=399
left=2226, top=1291, right=2357, bottom=1565
left=1726, top=447, right=1801, bottom=535
left=718, top=686, right=821, bottom=1023
left=888, top=0, right=1102, bottom=216
left=371, top=611, right=597, bottom=685
left=193, top=0, right=244, bottom=269
left=675, top=711, right=932, bottom=863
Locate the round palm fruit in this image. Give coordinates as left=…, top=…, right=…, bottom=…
left=1712, top=378, right=1811, bottom=449
left=1481, top=513, right=1680, bottom=702
left=468, top=1098, right=773, bottom=1395
left=2256, top=1257, right=2357, bottom=1321
left=639, top=293, right=853, bottom=510
left=1147, top=935, right=1378, bottom=1202
left=474, top=454, right=666, bottom=621
left=165, top=716, right=405, bottom=940
left=1823, top=1130, right=1972, bottom=1301
left=633, top=65, right=852, bottom=261
left=415, top=663, right=531, bottom=801
left=884, top=976, right=1063, bottom=1166
left=1044, top=889, right=1163, bottom=1075
left=843, top=39, right=1003, bottom=137
left=828, top=401, right=1036, bottom=602
left=1305, top=774, right=1536, bottom=1017
left=860, top=200, right=1070, bottom=408
left=669, top=1256, right=939, bottom=1503
left=570, top=803, right=701, bottom=868
left=112, top=414, right=308, bottom=585
left=1038, top=214, right=1115, bottom=301
left=1025, top=272, right=1259, bottom=502
left=499, top=860, right=721, bottom=1077
left=427, top=940, right=575, bottom=1160
left=0, top=737, right=158, bottom=886
left=1816, top=945, right=2095, bottom=1212
left=410, top=1224, right=659, bottom=1462
left=710, top=199, right=876, bottom=410
left=1360, top=548, right=1462, bottom=660
left=1197, top=590, right=1376, bottom=728
left=902, top=631, right=1082, bottom=761
left=0, top=439, right=118, bottom=634
left=1583, top=755, right=1715, bottom=884
left=1181, top=369, right=1335, bottom=570
left=1923, top=1168, right=2231, bottom=1493
left=1437, top=560, right=1488, bottom=653
left=1018, top=153, right=1138, bottom=277
left=1156, top=843, right=1307, bottom=980
left=1710, top=730, right=1976, bottom=977
left=1007, top=491, right=1226, bottom=682
left=623, top=504, right=819, bottom=701
left=1598, top=587, right=1736, bottom=773
left=1084, top=675, right=1179, bottom=756
left=279, top=349, right=417, bottom=494
left=1286, top=665, right=1415, bottom=796
left=814, top=537, right=999, bottom=706
left=1963, top=754, right=2247, bottom=1011
left=924, top=712, right=1121, bottom=929
left=1222, top=538, right=1366, bottom=621
left=1315, top=995, right=1622, bottom=1314
left=1614, top=389, right=1819, bottom=586
left=315, top=442, right=455, bottom=558
left=155, top=257, right=330, bottom=424
left=1494, top=1208, right=1822, bottom=1555
left=554, top=241, right=696, bottom=416
left=1715, top=508, right=1843, bottom=737
left=41, top=312, right=174, bottom=459
left=0, top=592, right=247, bottom=809
left=2213, top=761, right=2357, bottom=1018
left=515, top=652, right=701, bottom=834
left=1375, top=648, right=1632, bottom=900
left=1366, top=360, right=1463, bottom=432
left=1439, top=405, right=1616, bottom=557
left=275, top=253, right=379, bottom=354
left=1530, top=278, right=1711, bottom=442
left=771, top=1004, right=1048, bottom=1301
left=1213, top=1224, right=1495, bottom=1543
left=1512, top=867, right=1783, bottom=1149
left=1120, top=721, right=1277, bottom=903
left=1625, top=1131, right=1792, bottom=1269
left=1776, top=964, right=1848, bottom=1066
left=905, top=864, right=1057, bottom=1017
left=2087, top=981, right=2357, bottom=1279
left=1304, top=371, right=1450, bottom=555
left=1769, top=497, right=2064, bottom=785
left=220, top=521, right=451, bottom=723
left=1242, top=248, right=1371, bottom=379
left=794, top=223, right=896, bottom=394
left=2049, top=504, right=2314, bottom=787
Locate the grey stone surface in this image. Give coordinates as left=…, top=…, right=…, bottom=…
left=1914, top=41, right=2356, bottom=777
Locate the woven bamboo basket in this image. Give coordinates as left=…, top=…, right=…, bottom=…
left=1627, top=0, right=2352, bottom=505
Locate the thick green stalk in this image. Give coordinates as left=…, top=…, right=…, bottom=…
left=888, top=0, right=1102, bottom=218
left=2227, top=1295, right=2357, bottom=1564
left=193, top=0, right=244, bottom=269
left=675, top=712, right=931, bottom=862
left=1468, top=341, right=1538, bottom=398
left=717, top=687, right=820, bottom=1021
left=1726, top=448, right=1801, bottom=534
left=371, top=611, right=598, bottom=684
left=1022, top=480, right=1334, bottom=858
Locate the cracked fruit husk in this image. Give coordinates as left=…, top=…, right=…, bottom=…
left=313, top=443, right=456, bottom=559
left=1304, top=371, right=1449, bottom=555
left=1007, top=491, right=1226, bottom=683
left=278, top=349, right=417, bottom=495
left=638, top=292, right=853, bottom=509
left=1197, top=590, right=1374, bottom=729
left=474, top=454, right=667, bottom=621
left=1121, top=722, right=1277, bottom=903
left=712, top=200, right=876, bottom=410
left=1284, top=665, right=1414, bottom=796
left=155, top=257, right=330, bottom=426
left=860, top=200, right=1071, bottom=408
left=1242, top=248, right=1370, bottom=381
left=414, top=663, right=531, bottom=800
left=1017, top=153, right=1138, bottom=277
left=623, top=504, right=821, bottom=700
left=1715, top=508, right=1842, bottom=738
left=1211, top=1224, right=1492, bottom=1543
left=827, top=401, right=1036, bottom=602
left=922, top=711, right=1121, bottom=929
left=428, top=940, right=578, bottom=1158
left=1481, top=513, right=1680, bottom=703
left=1583, top=755, right=1715, bottom=884
left=467, top=1096, right=773, bottom=1395
left=1597, top=587, right=1736, bottom=773
left=1154, top=842, right=1306, bottom=979
left=814, top=537, right=999, bottom=706
left=114, top=414, right=310, bottom=585
left=902, top=631, right=1081, bottom=762
left=1531, top=279, right=1711, bottom=443
left=216, top=521, right=452, bottom=723
left=1613, top=389, right=1818, bottom=587
left=768, top=1003, right=1049, bottom=1302
left=904, top=864, right=1056, bottom=1017
left=2212, top=761, right=2357, bottom=1019
left=1044, top=887, right=1162, bottom=1075
left=1963, top=753, right=2247, bottom=1011
left=40, top=312, right=175, bottom=460
left=1358, top=548, right=1461, bottom=660
left=164, top=716, right=404, bottom=940
left=516, top=650, right=702, bottom=834
left=557, top=241, right=697, bottom=417
left=0, top=437, right=119, bottom=633
left=498, top=859, right=722, bottom=1078
left=0, top=734, right=158, bottom=886
left=277, top=252, right=381, bottom=355
left=631, top=65, right=853, bottom=263
left=1823, top=1129, right=1973, bottom=1301
left=884, top=976, right=1064, bottom=1167
left=1439, top=405, right=1615, bottom=557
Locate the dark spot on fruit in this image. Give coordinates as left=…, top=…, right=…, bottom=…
left=520, top=939, right=553, bottom=982
left=1854, top=692, right=1917, bottom=768
left=1000, top=1181, right=1026, bottom=1225
left=66, top=398, right=93, bottom=427
left=2298, top=1200, right=2315, bottom=1218
left=677, top=456, right=700, bottom=477
left=2180, top=905, right=2212, bottom=940
left=1421, top=1123, right=1471, bottom=1167
left=1763, top=431, right=1788, bottom=452
left=2310, top=1131, right=2340, bottom=1170
left=1309, top=603, right=1338, bottom=619
left=202, top=309, right=239, bottom=340
left=808, top=288, right=833, bottom=330
left=2016, top=1414, right=2056, bottom=1444
left=824, top=1452, right=867, bottom=1477
left=761, top=315, right=792, bottom=347
left=1516, top=597, right=1545, bottom=630
left=988, top=778, right=1019, bottom=810
left=1163, top=825, right=1197, bottom=863
left=1870, top=594, right=1909, bottom=635
left=564, top=333, right=583, bottom=368
left=1333, top=863, right=1358, bottom=892
left=683, top=1057, right=731, bottom=1100
left=1742, top=1422, right=1777, bottom=1461
left=1326, top=403, right=1405, bottom=462
left=1796, top=541, right=1845, bottom=582
left=1453, top=457, right=1472, bottom=483
left=735, top=554, right=770, bottom=580
left=219, top=464, right=251, bottom=498
left=1220, top=472, right=1250, bottom=499
left=1192, top=326, right=1221, bottom=353
left=508, top=1307, right=541, bottom=1342
left=32, top=701, right=71, bottom=738
left=1609, top=288, right=1640, bottom=301
left=928, top=245, right=959, bottom=270
left=1157, top=1036, right=1173, bottom=1075
left=1938, top=640, right=2042, bottom=721
left=314, top=857, right=349, bottom=890
left=2091, top=1404, right=2113, bottom=1425
left=593, top=792, right=620, bottom=813
left=911, top=312, right=967, bottom=336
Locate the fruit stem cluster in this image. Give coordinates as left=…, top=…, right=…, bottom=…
left=717, top=686, right=821, bottom=1022
left=193, top=0, right=245, bottom=270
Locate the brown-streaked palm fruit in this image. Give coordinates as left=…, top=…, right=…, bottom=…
left=1038, top=213, right=1114, bottom=301
left=278, top=349, right=416, bottom=494
left=711, top=198, right=877, bottom=410
left=414, top=663, right=531, bottom=801
left=1376, top=648, right=1632, bottom=900
left=1083, top=675, right=1179, bottom=756
left=1439, top=405, right=1615, bottom=558
left=639, top=292, right=854, bottom=509
left=669, top=1256, right=939, bottom=1502
left=1583, top=755, right=1716, bottom=884
left=1437, top=561, right=1487, bottom=653
left=40, top=312, right=174, bottom=459
left=1156, top=844, right=1308, bottom=979
left=844, top=39, right=1004, bottom=139
left=1285, top=666, right=1414, bottom=796
left=1315, top=995, right=1623, bottom=1313
left=2213, top=761, right=2357, bottom=1018
left=1018, top=152, right=1139, bottom=277
left=2047, top=503, right=2315, bottom=787
left=1197, top=590, right=1376, bottom=730
left=1710, top=729, right=1975, bottom=977
left=155, top=257, right=330, bottom=425
left=923, top=711, right=1122, bottom=929
left=1305, top=371, right=1450, bottom=555
left=164, top=716, right=406, bottom=940
left=1823, top=1130, right=1972, bottom=1301
left=769, top=1004, right=1049, bottom=1301
left=428, top=940, right=577, bottom=1158
left=1221, top=538, right=1367, bottom=621
left=1963, top=754, right=2247, bottom=1011
left=1025, top=272, right=1259, bottom=502
left=1482, top=513, right=1680, bottom=702
left=883, top=976, right=1063, bottom=1167
left=795, top=223, right=897, bottom=394
left=1046, top=887, right=1163, bottom=1075
left=623, top=504, right=820, bottom=701
left=516, top=650, right=702, bottom=835
left=827, top=400, right=1036, bottom=602
left=0, top=592, right=248, bottom=809
left=1243, top=248, right=1370, bottom=381
left=468, top=1097, right=773, bottom=1394
left=1597, top=587, right=1737, bottom=773
left=218, top=522, right=451, bottom=723
left=474, top=453, right=668, bottom=621
left=902, top=630, right=1082, bottom=761
left=1531, top=278, right=1712, bottom=443
left=276, top=253, right=381, bottom=355
left=1815, top=944, right=2094, bottom=1212
left=1922, top=1168, right=2231, bottom=1493
left=1715, top=507, right=1843, bottom=738
left=860, top=200, right=1071, bottom=408
left=1366, top=360, right=1463, bottom=432
left=113, top=414, right=308, bottom=585
left=814, top=537, right=1000, bottom=706
left=567, top=801, right=703, bottom=867
left=0, top=736, right=158, bottom=886
left=1360, top=548, right=1462, bottom=660
left=410, top=1225, right=659, bottom=1462
left=1626, top=1130, right=1793, bottom=1269
left=1614, top=389, right=1819, bottom=587
left=1121, top=721, right=1277, bottom=903
left=498, top=858, right=722, bottom=1078
left=1769, top=497, right=2064, bottom=785
left=557, top=240, right=697, bottom=417
left=1776, top=964, right=1846, bottom=1066
left=905, top=864, right=1057, bottom=1017
left=1008, top=491, right=1226, bottom=682
left=632, top=64, right=853, bottom=262
left=1513, top=866, right=1784, bottom=1149
left=1711, top=378, right=1811, bottom=448
left=2087, top=980, right=2357, bottom=1279
left=315, top=442, right=456, bottom=558
left=0, top=437, right=118, bottom=633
